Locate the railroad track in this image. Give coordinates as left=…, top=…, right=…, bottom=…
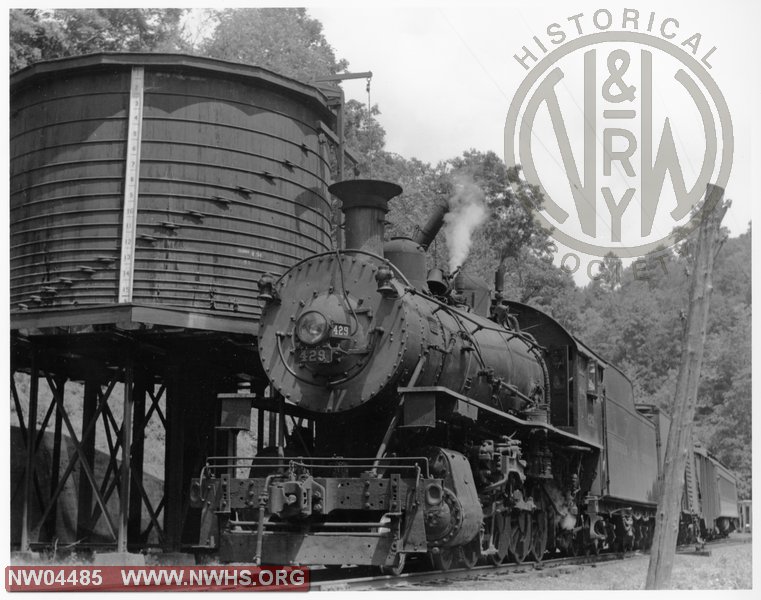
left=311, top=536, right=749, bottom=591
left=311, top=553, right=624, bottom=591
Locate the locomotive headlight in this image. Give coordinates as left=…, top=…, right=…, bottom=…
left=295, top=310, right=329, bottom=345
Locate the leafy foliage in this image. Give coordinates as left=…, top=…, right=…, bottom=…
left=343, top=100, right=388, bottom=177
left=200, top=8, right=348, bottom=82
left=9, top=9, right=187, bottom=72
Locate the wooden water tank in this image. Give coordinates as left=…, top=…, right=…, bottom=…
left=10, top=54, right=336, bottom=325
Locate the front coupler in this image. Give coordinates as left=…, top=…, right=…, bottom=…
left=189, top=457, right=429, bottom=566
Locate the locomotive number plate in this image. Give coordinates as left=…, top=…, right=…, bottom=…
left=298, top=346, right=333, bottom=364
left=331, top=323, right=350, bottom=339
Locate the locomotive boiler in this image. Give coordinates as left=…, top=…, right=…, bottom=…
left=258, top=179, right=547, bottom=443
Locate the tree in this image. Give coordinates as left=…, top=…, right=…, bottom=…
left=343, top=100, right=388, bottom=177
left=589, top=252, right=623, bottom=292
left=201, top=8, right=348, bottom=82
left=10, top=9, right=188, bottom=72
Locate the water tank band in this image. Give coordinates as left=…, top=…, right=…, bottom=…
left=118, top=66, right=145, bottom=303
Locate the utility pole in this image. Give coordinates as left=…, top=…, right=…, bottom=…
left=645, top=184, right=729, bottom=589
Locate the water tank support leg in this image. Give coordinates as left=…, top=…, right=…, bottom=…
left=118, top=361, right=134, bottom=553
left=163, top=366, right=186, bottom=552
left=46, top=377, right=66, bottom=539
left=75, top=378, right=98, bottom=541
left=20, top=352, right=39, bottom=553
left=128, top=373, right=147, bottom=545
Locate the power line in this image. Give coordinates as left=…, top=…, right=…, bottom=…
left=439, top=8, right=612, bottom=240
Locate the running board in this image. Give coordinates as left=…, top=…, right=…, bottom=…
left=398, top=386, right=602, bottom=450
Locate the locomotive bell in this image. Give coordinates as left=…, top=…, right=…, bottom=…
left=426, top=267, right=449, bottom=296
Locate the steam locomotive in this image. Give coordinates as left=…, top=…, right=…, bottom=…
left=189, top=179, right=738, bottom=571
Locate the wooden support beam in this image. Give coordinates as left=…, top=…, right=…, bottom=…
left=47, top=377, right=65, bottom=539
left=12, top=373, right=58, bottom=520
left=144, top=384, right=166, bottom=429
left=20, top=353, right=39, bottom=552
left=143, top=497, right=165, bottom=540
left=37, top=378, right=116, bottom=542
left=163, top=365, right=185, bottom=551
left=98, top=405, right=119, bottom=501
left=646, top=185, right=729, bottom=589
left=118, top=361, right=134, bottom=552
left=129, top=371, right=148, bottom=545
left=34, top=400, right=56, bottom=455
left=45, top=374, right=118, bottom=540
left=11, top=374, right=27, bottom=443
left=130, top=468, right=164, bottom=544
left=76, top=379, right=98, bottom=541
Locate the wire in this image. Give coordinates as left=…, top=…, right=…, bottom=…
left=440, top=7, right=615, bottom=241
left=334, top=246, right=360, bottom=335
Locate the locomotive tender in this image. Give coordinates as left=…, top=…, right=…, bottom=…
left=190, top=179, right=736, bottom=570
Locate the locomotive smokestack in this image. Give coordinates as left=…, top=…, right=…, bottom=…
left=412, top=203, right=449, bottom=251
left=329, top=179, right=402, bottom=256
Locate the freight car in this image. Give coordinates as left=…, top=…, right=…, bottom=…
left=634, top=406, right=740, bottom=545
left=689, top=447, right=739, bottom=540
left=189, top=179, right=738, bottom=570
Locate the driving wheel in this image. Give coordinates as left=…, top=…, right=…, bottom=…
left=509, top=510, right=532, bottom=563
left=457, top=537, right=480, bottom=569
left=489, top=510, right=510, bottom=565
left=530, top=492, right=548, bottom=562
left=430, top=547, right=455, bottom=571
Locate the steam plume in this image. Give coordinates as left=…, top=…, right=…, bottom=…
left=444, top=175, right=487, bottom=271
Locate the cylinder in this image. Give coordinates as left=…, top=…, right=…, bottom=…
left=329, top=180, right=402, bottom=255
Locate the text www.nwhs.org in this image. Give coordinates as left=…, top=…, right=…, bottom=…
left=5, top=566, right=310, bottom=592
